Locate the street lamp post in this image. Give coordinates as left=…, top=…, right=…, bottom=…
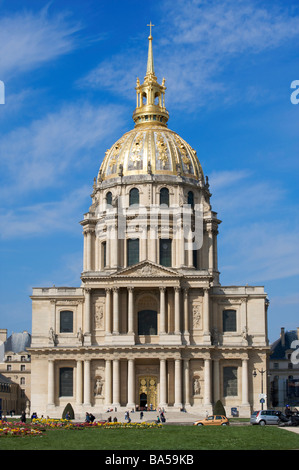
left=253, top=368, right=266, bottom=410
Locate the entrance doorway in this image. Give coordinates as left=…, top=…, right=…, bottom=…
left=139, top=376, right=157, bottom=410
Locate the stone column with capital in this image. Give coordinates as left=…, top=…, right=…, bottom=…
left=183, top=359, right=190, bottom=407
left=159, top=287, right=166, bottom=335
left=159, top=358, right=167, bottom=407
left=174, top=287, right=181, bottom=335
left=105, top=359, right=112, bottom=405
left=112, top=287, right=119, bottom=334
left=83, top=360, right=91, bottom=406
left=84, top=288, right=92, bottom=345
left=48, top=359, right=55, bottom=406
left=76, top=360, right=83, bottom=405
left=105, top=288, right=111, bottom=335
left=204, top=358, right=212, bottom=406
left=127, top=359, right=135, bottom=408
left=203, top=288, right=211, bottom=343
left=242, top=358, right=249, bottom=405
left=127, top=287, right=134, bottom=334
left=112, top=359, right=120, bottom=407
left=174, top=358, right=182, bottom=408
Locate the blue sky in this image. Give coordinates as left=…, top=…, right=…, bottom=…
left=0, top=0, right=298, bottom=344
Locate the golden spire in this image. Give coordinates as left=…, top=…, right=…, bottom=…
left=133, top=24, right=169, bottom=127
left=146, top=22, right=155, bottom=78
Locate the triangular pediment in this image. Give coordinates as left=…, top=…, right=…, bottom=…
left=114, top=260, right=179, bottom=278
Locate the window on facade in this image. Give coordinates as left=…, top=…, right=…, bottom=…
left=127, top=238, right=139, bottom=266
left=20, top=377, right=25, bottom=385
left=138, top=310, right=157, bottom=335
left=160, top=187, right=169, bottom=206
left=193, top=249, right=198, bottom=269
left=223, top=367, right=238, bottom=396
left=187, top=191, right=194, bottom=209
left=106, top=191, right=112, bottom=206
left=160, top=239, right=172, bottom=267
left=223, top=309, right=237, bottom=332
left=21, top=365, right=25, bottom=371
left=59, top=367, right=73, bottom=397
left=60, top=310, right=73, bottom=333
left=102, top=241, right=107, bottom=268
left=129, top=188, right=139, bottom=206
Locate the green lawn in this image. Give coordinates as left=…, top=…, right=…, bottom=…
left=0, top=425, right=298, bottom=451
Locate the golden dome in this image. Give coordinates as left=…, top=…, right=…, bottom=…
left=98, top=26, right=204, bottom=183
left=99, top=126, right=204, bottom=181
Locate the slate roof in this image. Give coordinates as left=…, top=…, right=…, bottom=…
left=4, top=331, right=31, bottom=354
left=270, top=330, right=298, bottom=360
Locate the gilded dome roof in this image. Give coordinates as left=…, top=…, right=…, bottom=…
left=98, top=28, right=204, bottom=184
left=99, top=126, right=204, bottom=181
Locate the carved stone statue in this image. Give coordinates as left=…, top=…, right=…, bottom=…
left=77, top=328, right=84, bottom=346
left=193, top=378, right=201, bottom=395
left=49, top=327, right=57, bottom=346
left=94, top=377, right=103, bottom=396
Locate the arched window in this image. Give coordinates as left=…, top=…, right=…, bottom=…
left=60, top=310, right=73, bottom=333
left=129, top=188, right=139, bottom=206
left=138, top=310, right=157, bottom=335
left=127, top=238, right=139, bottom=266
left=106, top=191, right=112, bottom=206
left=160, top=187, right=169, bottom=206
left=222, top=309, right=237, bottom=332
left=187, top=191, right=194, bottom=209
left=223, top=367, right=238, bottom=397
left=160, top=239, right=172, bottom=267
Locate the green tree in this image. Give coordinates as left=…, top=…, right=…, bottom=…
left=213, top=400, right=226, bottom=416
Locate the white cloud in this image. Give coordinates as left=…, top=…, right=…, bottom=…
left=0, top=101, right=126, bottom=199
left=0, top=6, right=81, bottom=78
left=79, top=0, right=299, bottom=109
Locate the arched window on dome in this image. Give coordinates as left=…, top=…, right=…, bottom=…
left=159, top=187, right=169, bottom=206
left=129, top=188, right=139, bottom=206
left=187, top=191, right=194, bottom=209
left=106, top=191, right=112, bottom=206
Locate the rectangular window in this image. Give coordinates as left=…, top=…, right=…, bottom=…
left=59, top=367, right=73, bottom=397
left=127, top=238, right=139, bottom=266
left=60, top=311, right=73, bottom=333
left=102, top=241, right=107, bottom=268
left=160, top=239, right=172, bottom=267
left=223, top=366, right=238, bottom=397
left=223, top=309, right=237, bottom=332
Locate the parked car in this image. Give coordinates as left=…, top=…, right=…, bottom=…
left=250, top=410, right=279, bottom=426
left=194, top=415, right=229, bottom=426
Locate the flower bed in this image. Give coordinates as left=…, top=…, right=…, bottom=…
left=0, top=420, right=43, bottom=437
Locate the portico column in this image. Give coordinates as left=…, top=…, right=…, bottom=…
left=48, top=360, right=55, bottom=406
left=112, top=287, right=119, bottom=334
left=86, top=229, right=92, bottom=271
left=159, top=359, right=167, bottom=406
left=203, top=288, right=210, bottom=341
left=174, top=359, right=182, bottom=408
left=84, top=360, right=91, bottom=406
left=183, top=359, right=190, bottom=407
left=127, top=359, right=135, bottom=408
left=204, top=358, right=212, bottom=405
left=84, top=288, right=91, bottom=335
left=242, top=358, right=249, bottom=405
left=159, top=287, right=166, bottom=334
left=76, top=360, right=83, bottom=405
left=174, top=287, right=181, bottom=334
left=112, top=359, right=120, bottom=407
left=128, top=287, right=134, bottom=334
left=105, top=288, right=111, bottom=334
left=213, top=358, right=220, bottom=403
left=183, top=288, right=189, bottom=334
left=105, top=359, right=112, bottom=405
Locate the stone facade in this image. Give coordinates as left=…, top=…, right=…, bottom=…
left=29, top=32, right=270, bottom=419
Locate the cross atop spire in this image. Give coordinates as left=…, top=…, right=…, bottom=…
left=147, top=21, right=155, bottom=37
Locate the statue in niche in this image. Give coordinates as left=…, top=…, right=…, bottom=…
left=211, top=327, right=220, bottom=346
left=193, top=377, right=201, bottom=395
left=94, top=377, right=103, bottom=396
left=77, top=328, right=84, bottom=345
left=49, top=327, right=57, bottom=346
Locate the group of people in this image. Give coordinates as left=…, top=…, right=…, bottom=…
left=156, top=409, right=166, bottom=423
left=85, top=412, right=96, bottom=423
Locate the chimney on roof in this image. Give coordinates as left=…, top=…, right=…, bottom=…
left=281, top=327, right=285, bottom=346
left=0, top=329, right=7, bottom=344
